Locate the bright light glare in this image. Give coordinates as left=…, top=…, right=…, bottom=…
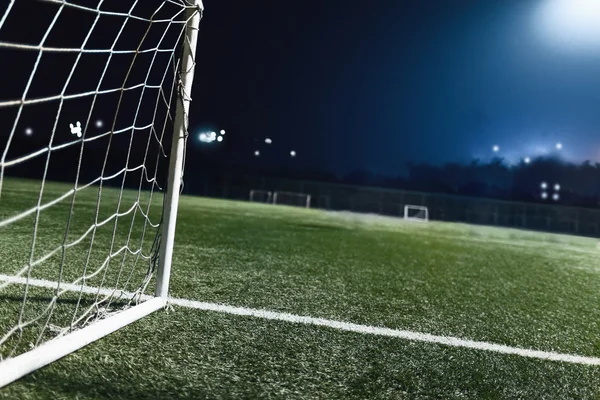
left=95, top=119, right=104, bottom=128
left=554, top=183, right=561, bottom=191
left=217, top=136, right=223, bottom=142
left=254, top=150, right=260, bottom=156
left=524, top=157, right=531, bottom=164
left=290, top=150, right=296, bottom=157
left=220, top=129, right=226, bottom=135
left=536, top=0, right=600, bottom=51
left=556, top=142, right=563, bottom=150
left=265, top=137, right=272, bottom=144
left=541, top=182, right=548, bottom=189
left=553, top=193, right=560, bottom=201
left=199, top=132, right=217, bottom=143
left=492, top=145, right=500, bottom=152
left=24, top=127, right=33, bottom=136
left=541, top=192, right=548, bottom=199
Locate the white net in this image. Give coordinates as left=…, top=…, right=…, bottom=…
left=249, top=189, right=272, bottom=203
left=0, top=0, right=201, bottom=362
left=273, top=191, right=311, bottom=208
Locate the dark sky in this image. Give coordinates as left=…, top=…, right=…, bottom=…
left=192, top=0, right=600, bottom=175
left=2, top=0, right=600, bottom=180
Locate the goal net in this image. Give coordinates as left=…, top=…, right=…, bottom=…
left=249, top=189, right=272, bottom=203
left=273, top=191, right=311, bottom=208
left=0, top=0, right=202, bottom=386
left=404, top=205, right=428, bottom=222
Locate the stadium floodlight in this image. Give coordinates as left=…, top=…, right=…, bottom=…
left=541, top=191, right=549, bottom=199
left=273, top=191, right=311, bottom=208
left=556, top=142, right=563, bottom=150
left=404, top=205, right=429, bottom=222
left=69, top=121, right=83, bottom=138
left=493, top=145, right=500, bottom=152
left=553, top=193, right=560, bottom=201
left=265, top=137, right=272, bottom=144
left=254, top=150, right=260, bottom=156
left=220, top=129, right=226, bottom=135
left=541, top=182, right=548, bottom=189
left=524, top=157, right=531, bottom=164
left=95, top=119, right=104, bottom=128
left=0, top=1, right=203, bottom=388
left=217, top=136, right=223, bottom=142
left=24, top=127, right=33, bottom=136
left=290, top=150, right=297, bottom=157
left=554, top=183, right=561, bottom=191
left=536, top=0, right=600, bottom=51
left=249, top=189, right=273, bottom=203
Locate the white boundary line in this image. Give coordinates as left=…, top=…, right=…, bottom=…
left=2, top=274, right=600, bottom=367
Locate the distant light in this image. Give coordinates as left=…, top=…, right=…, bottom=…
left=553, top=193, right=560, bottom=201
left=265, top=137, right=272, bottom=144
left=492, top=145, right=500, bottom=152
left=254, top=150, right=260, bottom=156
left=554, top=183, right=561, bottom=191
left=541, top=192, right=548, bottom=199
left=290, top=150, right=296, bottom=157
left=69, top=121, right=82, bottom=138
left=199, top=132, right=215, bottom=143
left=556, top=142, right=563, bottom=150
left=524, top=157, right=531, bottom=164
left=24, top=127, right=33, bottom=136
left=95, top=119, right=103, bottom=128
left=210, top=132, right=216, bottom=140
left=220, top=129, right=226, bottom=135
left=217, top=136, right=223, bottom=142
left=541, top=182, right=548, bottom=189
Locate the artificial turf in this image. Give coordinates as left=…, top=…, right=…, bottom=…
left=2, top=178, right=600, bottom=399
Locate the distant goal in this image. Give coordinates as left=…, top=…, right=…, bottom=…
left=249, top=189, right=273, bottom=203
left=404, top=205, right=428, bottom=222
left=273, top=191, right=311, bottom=208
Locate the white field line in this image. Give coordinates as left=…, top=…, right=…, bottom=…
left=2, top=274, right=600, bottom=367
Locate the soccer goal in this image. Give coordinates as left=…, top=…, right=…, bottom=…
left=273, top=191, right=311, bottom=208
left=0, top=0, right=203, bottom=387
left=249, top=189, right=272, bottom=203
left=404, top=205, right=429, bottom=222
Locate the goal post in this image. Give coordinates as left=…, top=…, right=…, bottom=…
left=155, top=1, right=202, bottom=299
left=273, top=191, right=311, bottom=208
left=0, top=0, right=203, bottom=388
left=404, top=205, right=429, bottom=222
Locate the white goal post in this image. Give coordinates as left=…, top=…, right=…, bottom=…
left=273, top=191, right=311, bottom=208
left=249, top=189, right=273, bottom=203
left=0, top=0, right=203, bottom=387
left=404, top=205, right=429, bottom=222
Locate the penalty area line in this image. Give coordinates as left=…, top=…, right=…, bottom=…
left=1, top=273, right=600, bottom=367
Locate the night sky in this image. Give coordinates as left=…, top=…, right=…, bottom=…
left=192, top=0, right=600, bottom=175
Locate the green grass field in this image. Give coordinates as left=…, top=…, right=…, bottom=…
left=2, top=178, right=600, bottom=399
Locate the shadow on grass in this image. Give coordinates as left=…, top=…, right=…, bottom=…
left=14, top=369, right=208, bottom=400
left=0, top=293, right=133, bottom=310
left=290, top=222, right=347, bottom=232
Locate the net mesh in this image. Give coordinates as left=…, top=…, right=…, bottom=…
left=0, top=0, right=200, bottom=360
